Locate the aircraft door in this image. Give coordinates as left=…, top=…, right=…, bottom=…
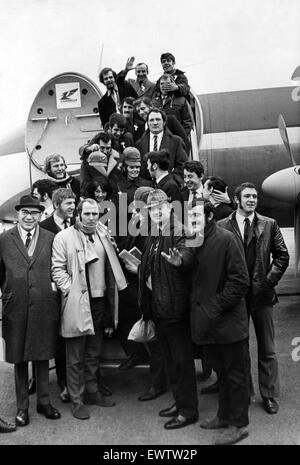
left=26, top=72, right=103, bottom=180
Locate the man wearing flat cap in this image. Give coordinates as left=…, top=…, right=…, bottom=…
left=0, top=195, right=61, bottom=427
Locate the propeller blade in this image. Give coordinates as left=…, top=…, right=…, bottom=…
left=294, top=204, right=300, bottom=275
left=291, top=65, right=300, bottom=81
left=278, top=114, right=297, bottom=167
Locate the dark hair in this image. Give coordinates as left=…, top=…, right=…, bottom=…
left=99, top=67, right=117, bottom=84
left=84, top=177, right=113, bottom=200
left=147, top=108, right=167, bottom=123
left=203, top=200, right=215, bottom=221
left=148, top=150, right=170, bottom=171
left=52, top=188, right=76, bottom=207
left=136, top=62, right=149, bottom=73
left=204, top=176, right=227, bottom=193
left=109, top=113, right=127, bottom=129
left=234, top=182, right=258, bottom=202
left=90, top=131, right=111, bottom=145
left=183, top=160, right=204, bottom=178
left=31, top=179, right=58, bottom=199
left=122, top=97, right=135, bottom=108
left=160, top=52, right=175, bottom=63
left=134, top=96, right=152, bottom=109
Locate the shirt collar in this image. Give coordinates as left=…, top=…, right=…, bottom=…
left=236, top=211, right=255, bottom=226
left=18, top=225, right=37, bottom=241
left=156, top=172, right=169, bottom=184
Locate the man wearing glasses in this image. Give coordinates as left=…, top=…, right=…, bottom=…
left=0, top=195, right=61, bottom=427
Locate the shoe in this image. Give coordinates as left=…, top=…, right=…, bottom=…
left=164, top=414, right=198, bottom=430
left=71, top=403, right=90, bottom=420
left=215, top=426, right=249, bottom=445
left=201, top=380, right=219, bottom=395
left=83, top=392, right=115, bottom=407
left=59, top=386, right=70, bottom=403
left=98, top=382, right=113, bottom=397
left=200, top=416, right=228, bottom=429
left=159, top=404, right=179, bottom=418
left=37, top=404, right=61, bottom=419
left=28, top=377, right=36, bottom=395
left=262, top=397, right=279, bottom=414
left=15, top=409, right=29, bottom=427
left=0, top=417, right=16, bottom=433
left=138, top=386, right=166, bottom=401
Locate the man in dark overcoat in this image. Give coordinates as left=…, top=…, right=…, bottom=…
left=190, top=201, right=250, bottom=445
left=0, top=195, right=61, bottom=426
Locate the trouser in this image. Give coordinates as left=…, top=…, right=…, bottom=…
left=65, top=297, right=105, bottom=406
left=206, top=339, right=249, bottom=428
left=155, top=318, right=198, bottom=419
left=55, top=335, right=67, bottom=390
left=247, top=304, right=279, bottom=398
left=15, top=360, right=50, bottom=409
left=146, top=339, right=168, bottom=391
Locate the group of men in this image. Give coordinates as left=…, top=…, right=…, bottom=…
left=0, top=52, right=290, bottom=445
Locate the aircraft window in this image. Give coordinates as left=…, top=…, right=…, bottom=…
left=48, top=90, right=54, bottom=96
left=37, top=108, right=43, bottom=114
left=35, top=145, right=42, bottom=150
left=82, top=88, right=88, bottom=95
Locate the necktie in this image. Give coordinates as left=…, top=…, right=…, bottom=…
left=153, top=135, right=158, bottom=151
left=191, top=191, right=198, bottom=208
left=88, top=234, right=94, bottom=243
left=25, top=232, right=31, bottom=248
left=63, top=219, right=69, bottom=229
left=244, top=218, right=250, bottom=247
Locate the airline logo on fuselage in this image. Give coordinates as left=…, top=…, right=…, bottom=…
left=55, top=82, right=81, bottom=109
left=60, top=88, right=78, bottom=102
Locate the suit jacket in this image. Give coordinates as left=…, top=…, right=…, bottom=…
left=155, top=173, right=182, bottom=203
left=0, top=226, right=59, bottom=363
left=40, top=215, right=75, bottom=235
left=136, top=128, right=188, bottom=179
left=117, top=70, right=156, bottom=99
left=218, top=212, right=289, bottom=308
left=98, top=78, right=138, bottom=126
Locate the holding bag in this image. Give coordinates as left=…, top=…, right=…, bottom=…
left=128, top=317, right=156, bottom=343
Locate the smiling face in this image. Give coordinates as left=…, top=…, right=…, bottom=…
left=184, top=169, right=203, bottom=191
left=110, top=124, right=125, bottom=141
left=161, top=58, right=175, bottom=74
left=49, top=157, right=67, bottom=180
left=127, top=165, right=140, bottom=180
left=94, top=186, right=107, bottom=203
left=18, top=208, right=41, bottom=231
left=136, top=102, right=150, bottom=121
left=135, top=64, right=148, bottom=83
left=236, top=188, right=258, bottom=215
left=56, top=198, right=75, bottom=220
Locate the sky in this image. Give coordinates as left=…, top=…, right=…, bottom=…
left=0, top=0, right=299, bottom=136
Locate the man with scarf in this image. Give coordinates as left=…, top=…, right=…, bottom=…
left=51, top=198, right=127, bottom=420
left=44, top=153, right=81, bottom=204
left=125, top=189, right=198, bottom=429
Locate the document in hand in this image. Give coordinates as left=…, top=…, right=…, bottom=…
left=119, top=246, right=142, bottom=267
